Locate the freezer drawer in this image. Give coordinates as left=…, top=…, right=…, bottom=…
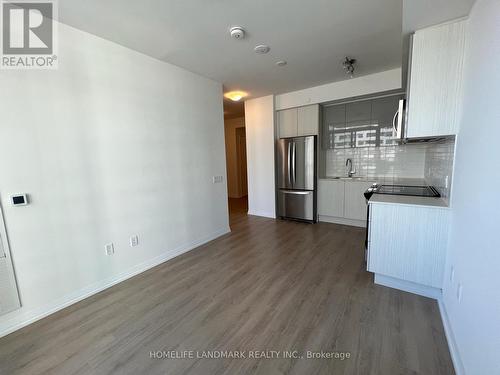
left=278, top=190, right=314, bottom=221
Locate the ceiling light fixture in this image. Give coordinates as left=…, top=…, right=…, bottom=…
left=224, top=91, right=248, bottom=102
left=254, top=44, right=270, bottom=54
left=276, top=60, right=287, bottom=67
left=342, top=57, right=356, bottom=78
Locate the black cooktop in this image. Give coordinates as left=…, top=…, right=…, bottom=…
left=374, top=184, right=440, bottom=197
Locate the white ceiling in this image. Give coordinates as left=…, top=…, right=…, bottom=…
left=403, top=0, right=475, bottom=34
left=58, top=0, right=403, bottom=100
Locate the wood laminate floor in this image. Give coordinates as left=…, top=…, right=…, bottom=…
left=0, top=200, right=454, bottom=375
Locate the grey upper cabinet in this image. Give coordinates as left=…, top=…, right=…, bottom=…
left=321, top=94, right=402, bottom=149
left=371, top=96, right=399, bottom=125
left=322, top=105, right=345, bottom=149
left=346, top=101, right=371, bottom=122
left=406, top=19, right=467, bottom=137
left=371, top=95, right=401, bottom=146
left=277, top=105, right=319, bottom=138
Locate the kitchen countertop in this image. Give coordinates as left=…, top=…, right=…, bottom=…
left=319, top=176, right=427, bottom=185
left=369, top=194, right=449, bottom=208
left=320, top=176, right=449, bottom=208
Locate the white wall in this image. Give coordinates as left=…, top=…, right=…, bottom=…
left=441, top=1, right=500, bottom=374
left=224, top=117, right=245, bottom=198
left=0, top=22, right=229, bottom=336
left=275, top=68, right=402, bottom=110
left=244, top=96, right=276, bottom=218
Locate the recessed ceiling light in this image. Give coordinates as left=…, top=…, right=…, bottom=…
left=224, top=91, right=248, bottom=102
left=254, top=45, right=270, bottom=54
left=276, top=60, right=287, bottom=67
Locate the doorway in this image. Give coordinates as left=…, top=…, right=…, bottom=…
left=235, top=127, right=247, bottom=198
left=0, top=200, right=21, bottom=316
left=223, top=99, right=248, bottom=221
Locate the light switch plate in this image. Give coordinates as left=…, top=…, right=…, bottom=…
left=105, top=243, right=114, bottom=256
left=212, top=176, right=223, bottom=184
left=130, top=235, right=139, bottom=247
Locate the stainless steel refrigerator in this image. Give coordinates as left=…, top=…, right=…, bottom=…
left=277, top=136, right=316, bottom=222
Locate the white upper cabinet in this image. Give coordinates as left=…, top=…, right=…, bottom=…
left=278, top=105, right=318, bottom=138
left=297, top=105, right=319, bottom=136
left=406, top=19, right=467, bottom=138
left=277, top=108, right=297, bottom=138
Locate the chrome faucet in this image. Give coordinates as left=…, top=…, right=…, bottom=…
left=346, top=158, right=356, bottom=177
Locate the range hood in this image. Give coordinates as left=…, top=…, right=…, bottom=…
left=402, top=134, right=455, bottom=144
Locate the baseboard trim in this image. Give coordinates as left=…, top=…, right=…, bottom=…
left=374, top=274, right=442, bottom=300
left=318, top=215, right=366, bottom=228
left=0, top=226, right=230, bottom=338
left=438, top=299, right=465, bottom=375
left=247, top=210, right=276, bottom=219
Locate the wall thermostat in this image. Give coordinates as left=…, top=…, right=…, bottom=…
left=11, top=194, right=28, bottom=206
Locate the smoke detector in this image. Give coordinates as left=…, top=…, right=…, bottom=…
left=276, top=60, right=287, bottom=67
left=229, top=26, right=245, bottom=40
left=254, top=44, right=270, bottom=54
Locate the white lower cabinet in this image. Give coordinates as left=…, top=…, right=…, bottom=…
left=318, top=179, right=344, bottom=218
left=367, top=202, right=449, bottom=290
left=318, top=179, right=374, bottom=226
left=344, top=181, right=373, bottom=220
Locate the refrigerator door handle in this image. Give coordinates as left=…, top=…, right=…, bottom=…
left=287, top=141, right=292, bottom=186
left=291, top=141, right=296, bottom=186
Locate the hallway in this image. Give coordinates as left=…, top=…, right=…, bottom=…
left=228, top=196, right=248, bottom=226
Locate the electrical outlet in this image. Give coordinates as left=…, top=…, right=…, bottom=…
left=212, top=176, right=223, bottom=184
left=105, top=243, right=114, bottom=256
left=450, top=266, right=455, bottom=283
left=130, top=235, right=139, bottom=247
left=457, top=283, right=463, bottom=302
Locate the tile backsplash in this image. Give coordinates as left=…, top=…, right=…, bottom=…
left=324, top=144, right=428, bottom=179
left=424, top=137, right=456, bottom=204
left=323, top=137, right=456, bottom=204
